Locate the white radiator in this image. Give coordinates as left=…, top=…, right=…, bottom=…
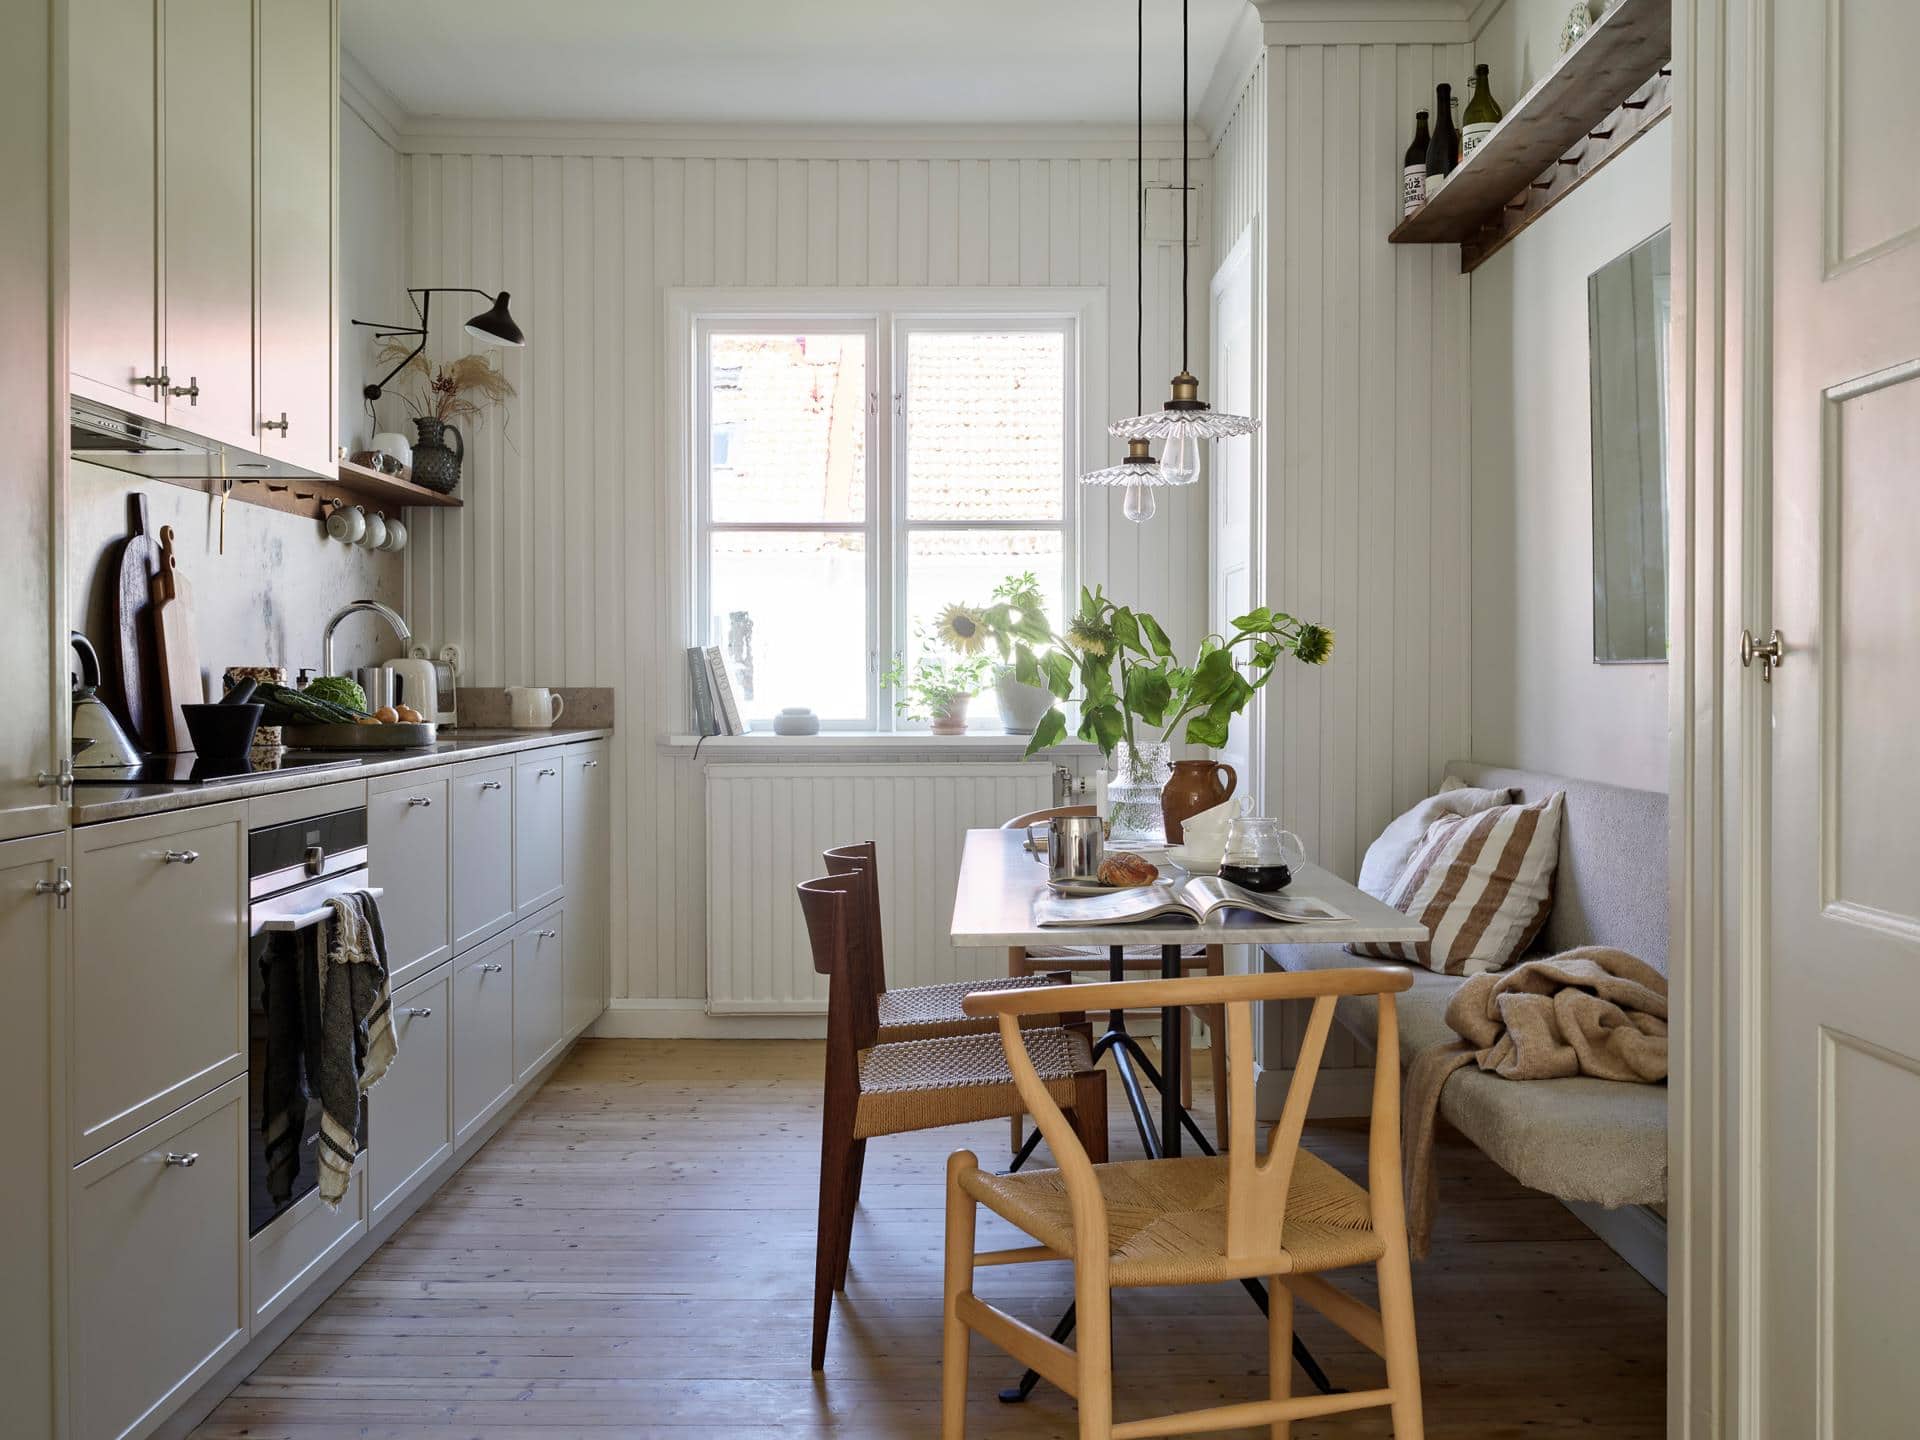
left=705, top=762, right=1054, bottom=1014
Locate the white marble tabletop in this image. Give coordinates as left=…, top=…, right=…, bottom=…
left=947, top=826, right=1429, bottom=950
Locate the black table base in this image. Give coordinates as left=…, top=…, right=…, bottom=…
left=998, top=942, right=1338, bottom=1404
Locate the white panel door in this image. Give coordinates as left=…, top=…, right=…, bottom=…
left=1208, top=228, right=1260, bottom=814
left=1764, top=0, right=1920, bottom=1431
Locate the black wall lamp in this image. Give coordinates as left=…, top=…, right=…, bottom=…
left=352, top=287, right=526, bottom=403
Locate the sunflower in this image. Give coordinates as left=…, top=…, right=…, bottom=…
left=935, top=603, right=988, bottom=656
left=1293, top=623, right=1334, bottom=665
left=1067, top=613, right=1115, bottom=658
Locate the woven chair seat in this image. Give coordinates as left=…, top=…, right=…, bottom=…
left=853, top=1028, right=1094, bottom=1140
left=875, top=974, right=1070, bottom=1044
left=959, top=1150, right=1385, bottom=1288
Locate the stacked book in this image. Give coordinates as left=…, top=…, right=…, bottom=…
left=687, top=646, right=746, bottom=736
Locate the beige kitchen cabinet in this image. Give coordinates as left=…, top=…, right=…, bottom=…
left=368, top=767, right=452, bottom=989
left=65, top=0, right=163, bottom=420
left=249, top=1161, right=365, bottom=1332
left=68, top=1075, right=247, bottom=1440
left=71, top=803, right=246, bottom=1163
left=513, top=906, right=566, bottom=1082
left=256, top=0, right=337, bottom=473
left=0, top=833, right=63, bottom=1440
left=160, top=0, right=256, bottom=448
left=562, top=741, right=610, bottom=1035
left=453, top=932, right=515, bottom=1144
left=366, top=962, right=451, bottom=1224
left=513, top=750, right=566, bottom=916
left=452, top=758, right=515, bottom=952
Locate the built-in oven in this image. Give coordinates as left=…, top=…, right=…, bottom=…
left=246, top=806, right=383, bottom=1236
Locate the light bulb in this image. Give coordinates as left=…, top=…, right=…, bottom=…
left=1122, top=481, right=1157, bottom=524
left=1160, top=429, right=1201, bottom=485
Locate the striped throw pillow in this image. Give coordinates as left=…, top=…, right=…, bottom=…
left=1349, top=792, right=1565, bottom=975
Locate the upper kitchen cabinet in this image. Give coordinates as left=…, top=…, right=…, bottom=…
left=257, top=0, right=339, bottom=475
left=162, top=0, right=257, bottom=448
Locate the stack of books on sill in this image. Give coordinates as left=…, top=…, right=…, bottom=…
left=686, top=645, right=746, bottom=736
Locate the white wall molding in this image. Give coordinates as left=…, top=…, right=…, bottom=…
left=593, top=999, right=829, bottom=1040
left=1254, top=0, right=1474, bottom=46
left=338, top=48, right=406, bottom=152
left=1200, top=4, right=1269, bottom=144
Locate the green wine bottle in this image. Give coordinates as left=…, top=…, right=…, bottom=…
left=1461, top=64, right=1504, bottom=162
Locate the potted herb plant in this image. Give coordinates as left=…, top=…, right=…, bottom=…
left=880, top=649, right=992, bottom=735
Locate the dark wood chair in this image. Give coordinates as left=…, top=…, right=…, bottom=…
left=797, top=869, right=1109, bottom=1372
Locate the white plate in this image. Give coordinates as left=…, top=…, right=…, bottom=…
left=1046, top=877, right=1154, bottom=897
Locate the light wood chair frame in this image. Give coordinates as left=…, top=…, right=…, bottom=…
left=1001, top=807, right=1231, bottom=1147
left=941, top=967, right=1425, bottom=1439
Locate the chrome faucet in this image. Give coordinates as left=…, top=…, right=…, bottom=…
left=321, top=600, right=413, bottom=677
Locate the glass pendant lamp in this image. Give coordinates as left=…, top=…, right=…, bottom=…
left=1080, top=0, right=1169, bottom=524
left=1110, top=0, right=1258, bottom=475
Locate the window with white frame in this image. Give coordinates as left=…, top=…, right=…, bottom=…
left=692, top=306, right=1076, bottom=730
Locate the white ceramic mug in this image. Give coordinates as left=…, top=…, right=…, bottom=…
left=505, top=686, right=565, bottom=728
left=371, top=430, right=413, bottom=467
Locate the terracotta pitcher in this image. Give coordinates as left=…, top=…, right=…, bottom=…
left=1161, top=760, right=1238, bottom=844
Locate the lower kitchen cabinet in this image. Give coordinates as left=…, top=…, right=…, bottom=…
left=366, top=963, right=451, bottom=1225
left=562, top=740, right=610, bottom=1036
left=513, top=906, right=566, bottom=1082
left=513, top=750, right=565, bottom=916
left=249, top=1162, right=367, bottom=1332
left=68, top=1075, right=247, bottom=1440
left=451, top=758, right=514, bottom=952
left=453, top=932, right=515, bottom=1143
left=368, top=766, right=452, bottom=989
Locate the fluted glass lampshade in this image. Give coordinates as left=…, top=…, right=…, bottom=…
left=465, top=291, right=525, bottom=347
left=1110, top=370, right=1259, bottom=486
left=1081, top=437, right=1171, bottom=525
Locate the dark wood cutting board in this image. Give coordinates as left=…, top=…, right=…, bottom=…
left=111, top=493, right=164, bottom=752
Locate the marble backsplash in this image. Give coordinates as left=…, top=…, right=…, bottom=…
left=455, top=686, right=615, bottom=729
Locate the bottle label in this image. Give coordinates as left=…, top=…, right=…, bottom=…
left=1461, top=121, right=1496, bottom=162
left=1402, top=164, right=1427, bottom=217
left=1424, top=170, right=1447, bottom=200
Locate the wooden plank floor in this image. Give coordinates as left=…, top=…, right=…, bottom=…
left=193, top=1038, right=1665, bottom=1438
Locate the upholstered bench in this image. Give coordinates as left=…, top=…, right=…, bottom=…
left=1268, top=761, right=1669, bottom=1212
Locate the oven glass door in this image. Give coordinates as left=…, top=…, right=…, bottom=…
left=248, top=866, right=371, bottom=1236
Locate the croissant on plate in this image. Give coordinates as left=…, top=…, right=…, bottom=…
left=1097, top=852, right=1159, bottom=887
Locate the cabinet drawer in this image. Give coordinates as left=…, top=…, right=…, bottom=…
left=512, top=750, right=565, bottom=916
left=69, top=1076, right=247, bottom=1440
left=453, top=934, right=515, bottom=1144
left=514, top=908, right=565, bottom=1082
left=451, top=760, right=514, bottom=952
left=366, top=965, right=451, bottom=1224
left=369, top=769, right=452, bottom=988
left=249, top=1161, right=366, bottom=1332
left=72, top=804, right=246, bottom=1162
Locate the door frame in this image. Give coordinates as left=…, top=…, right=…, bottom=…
left=1208, top=219, right=1262, bottom=805
left=1670, top=0, right=1769, bottom=1435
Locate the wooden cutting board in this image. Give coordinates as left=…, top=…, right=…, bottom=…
left=151, top=526, right=202, bottom=753
left=110, top=493, right=164, bottom=752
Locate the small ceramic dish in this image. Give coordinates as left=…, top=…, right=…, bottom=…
left=1165, top=846, right=1221, bottom=875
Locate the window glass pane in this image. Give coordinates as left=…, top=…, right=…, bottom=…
left=904, top=529, right=1065, bottom=670
left=709, top=333, right=867, bottom=523
left=905, top=329, right=1064, bottom=522
left=710, top=531, right=868, bottom=725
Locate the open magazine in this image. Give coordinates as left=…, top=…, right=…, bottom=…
left=1034, top=874, right=1350, bottom=928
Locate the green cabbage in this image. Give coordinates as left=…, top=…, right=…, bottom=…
left=304, top=674, right=368, bottom=712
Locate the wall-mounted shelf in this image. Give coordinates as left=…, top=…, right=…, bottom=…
left=1390, top=0, right=1671, bottom=273
left=331, top=457, right=463, bottom=510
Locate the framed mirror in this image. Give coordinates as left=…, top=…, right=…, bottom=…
left=1588, top=226, right=1671, bottom=664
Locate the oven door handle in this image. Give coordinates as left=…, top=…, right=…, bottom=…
left=255, top=885, right=385, bottom=934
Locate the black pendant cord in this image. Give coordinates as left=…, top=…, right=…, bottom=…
left=1180, top=0, right=1189, bottom=375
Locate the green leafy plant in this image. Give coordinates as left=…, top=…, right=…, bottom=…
left=879, top=648, right=992, bottom=720
left=978, top=584, right=1334, bottom=761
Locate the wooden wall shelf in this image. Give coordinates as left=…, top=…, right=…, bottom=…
left=1390, top=0, right=1672, bottom=273
left=210, top=456, right=462, bottom=525
left=332, top=458, right=463, bottom=509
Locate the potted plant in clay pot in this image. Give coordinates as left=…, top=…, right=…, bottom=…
left=881, top=649, right=991, bottom=735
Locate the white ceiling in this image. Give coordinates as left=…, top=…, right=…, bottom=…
left=341, top=0, right=1251, bottom=127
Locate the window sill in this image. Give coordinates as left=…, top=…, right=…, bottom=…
left=658, top=731, right=1097, bottom=760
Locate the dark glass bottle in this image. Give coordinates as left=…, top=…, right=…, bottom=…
left=1424, top=83, right=1458, bottom=199
left=1402, top=110, right=1431, bottom=218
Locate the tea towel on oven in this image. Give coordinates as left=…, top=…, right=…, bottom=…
left=312, top=891, right=397, bottom=1203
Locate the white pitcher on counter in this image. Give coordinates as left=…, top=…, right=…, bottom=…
left=505, top=685, right=565, bottom=728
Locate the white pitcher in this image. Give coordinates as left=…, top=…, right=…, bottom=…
left=505, top=686, right=565, bottom=728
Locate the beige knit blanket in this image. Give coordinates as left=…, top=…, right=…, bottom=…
left=1402, top=946, right=1668, bottom=1256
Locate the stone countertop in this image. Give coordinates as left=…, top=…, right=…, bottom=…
left=69, top=726, right=613, bottom=826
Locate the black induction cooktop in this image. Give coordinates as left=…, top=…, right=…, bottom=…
left=70, top=752, right=361, bottom=786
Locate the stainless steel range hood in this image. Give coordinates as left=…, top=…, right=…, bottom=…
left=70, top=395, right=322, bottom=482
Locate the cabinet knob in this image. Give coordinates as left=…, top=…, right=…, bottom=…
left=261, top=411, right=290, bottom=434
left=404, top=1006, right=433, bottom=1019
left=582, top=759, right=599, bottom=768
left=168, top=375, right=200, bottom=406
left=407, top=795, right=433, bottom=807
left=538, top=928, right=557, bottom=939
left=34, top=868, right=72, bottom=909
left=538, top=766, right=557, bottom=778
left=163, top=1151, right=199, bottom=1168
left=480, top=779, right=503, bottom=792
left=480, top=962, right=504, bottom=973
left=162, top=849, right=200, bottom=865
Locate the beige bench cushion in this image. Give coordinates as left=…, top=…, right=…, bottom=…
left=1272, top=943, right=1668, bottom=1210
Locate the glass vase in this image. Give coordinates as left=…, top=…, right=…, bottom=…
left=1107, top=740, right=1172, bottom=847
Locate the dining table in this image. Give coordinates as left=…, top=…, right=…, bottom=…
left=948, top=824, right=1429, bottom=1404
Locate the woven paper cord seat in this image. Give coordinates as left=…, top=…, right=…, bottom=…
left=876, top=974, right=1072, bottom=1043
left=854, top=1028, right=1095, bottom=1139
left=960, top=1150, right=1385, bottom=1288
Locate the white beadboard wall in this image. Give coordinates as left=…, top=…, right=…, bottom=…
left=340, top=91, right=1214, bottom=1009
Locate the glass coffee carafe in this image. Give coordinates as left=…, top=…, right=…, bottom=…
left=1218, top=818, right=1306, bottom=893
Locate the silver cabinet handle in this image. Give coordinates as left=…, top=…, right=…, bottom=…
left=404, top=1006, right=433, bottom=1018
left=261, top=411, right=289, bottom=433
left=407, top=795, right=433, bottom=807
left=582, top=759, right=600, bottom=768
left=538, top=766, right=556, bottom=778
left=538, top=928, right=557, bottom=939
left=163, top=849, right=200, bottom=865
left=133, top=370, right=169, bottom=390
left=169, top=375, right=200, bottom=406
left=35, top=867, right=72, bottom=909
left=164, top=1151, right=199, bottom=1168
left=479, top=962, right=503, bottom=973
left=480, top=779, right=503, bottom=791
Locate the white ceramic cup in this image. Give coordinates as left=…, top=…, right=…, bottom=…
left=383, top=517, right=408, bottom=552
left=360, top=513, right=388, bottom=550
left=371, top=430, right=413, bottom=467
left=326, top=504, right=366, bottom=544
left=505, top=686, right=565, bottom=728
